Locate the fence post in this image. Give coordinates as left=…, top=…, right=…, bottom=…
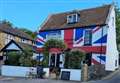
left=81, top=64, right=88, bottom=81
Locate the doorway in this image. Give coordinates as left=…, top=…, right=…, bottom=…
left=49, top=53, right=60, bottom=68
left=84, top=53, right=92, bottom=66
left=49, top=53, right=62, bottom=73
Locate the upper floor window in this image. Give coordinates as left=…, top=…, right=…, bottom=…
left=84, top=29, right=92, bottom=45
left=21, top=39, right=25, bottom=42
left=67, top=14, right=78, bottom=24
left=21, top=39, right=28, bottom=43
left=46, top=31, right=61, bottom=40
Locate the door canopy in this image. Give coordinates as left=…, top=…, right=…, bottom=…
left=49, top=48, right=62, bottom=54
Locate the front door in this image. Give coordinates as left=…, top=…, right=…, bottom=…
left=50, top=54, right=56, bottom=67
left=49, top=53, right=60, bottom=67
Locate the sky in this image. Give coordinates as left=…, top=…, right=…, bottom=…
left=0, top=0, right=120, bottom=32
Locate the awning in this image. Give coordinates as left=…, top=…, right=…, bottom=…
left=49, top=48, right=62, bottom=54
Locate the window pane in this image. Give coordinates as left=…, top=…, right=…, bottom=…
left=46, top=31, right=61, bottom=40
left=67, top=14, right=78, bottom=23
left=84, top=29, right=92, bottom=45
left=73, top=15, right=76, bottom=22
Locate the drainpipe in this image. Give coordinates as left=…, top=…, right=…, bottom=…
left=99, top=26, right=104, bottom=79
left=100, top=26, right=104, bottom=65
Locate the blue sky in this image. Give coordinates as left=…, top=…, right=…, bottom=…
left=0, top=0, right=120, bottom=31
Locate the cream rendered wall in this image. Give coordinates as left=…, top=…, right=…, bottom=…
left=105, top=5, right=119, bottom=71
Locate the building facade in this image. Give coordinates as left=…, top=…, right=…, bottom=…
left=0, top=22, right=34, bottom=62
left=36, top=4, right=119, bottom=71
left=0, top=23, right=34, bottom=49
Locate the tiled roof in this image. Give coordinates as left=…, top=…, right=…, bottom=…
left=0, top=40, right=37, bottom=53
left=40, top=5, right=111, bottom=31
left=0, top=23, right=33, bottom=40
left=17, top=41, right=37, bottom=52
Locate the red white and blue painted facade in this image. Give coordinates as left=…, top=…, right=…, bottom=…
left=36, top=5, right=119, bottom=71
left=36, top=26, right=107, bottom=65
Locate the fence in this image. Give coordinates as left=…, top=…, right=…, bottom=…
left=1, top=65, right=49, bottom=78
left=1, top=65, right=82, bottom=81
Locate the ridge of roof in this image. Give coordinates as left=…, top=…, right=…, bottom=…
left=51, top=4, right=111, bottom=16
left=0, top=23, right=33, bottom=40
left=40, top=4, right=111, bottom=31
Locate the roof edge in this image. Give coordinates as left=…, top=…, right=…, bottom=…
left=39, top=24, right=107, bottom=32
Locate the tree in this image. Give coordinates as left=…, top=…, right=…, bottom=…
left=1, top=20, right=13, bottom=27
left=18, top=28, right=37, bottom=39
left=5, top=52, right=21, bottom=66
left=43, top=39, right=66, bottom=51
left=115, top=5, right=120, bottom=51
left=1, top=20, right=36, bottom=39
left=64, top=50, right=85, bottom=69
left=19, top=47, right=37, bottom=67
left=43, top=39, right=67, bottom=67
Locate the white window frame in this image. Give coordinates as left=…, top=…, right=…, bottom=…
left=67, top=14, right=78, bottom=23
left=84, top=29, right=92, bottom=45
left=46, top=32, right=61, bottom=40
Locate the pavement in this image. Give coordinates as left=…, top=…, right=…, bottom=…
left=0, top=78, right=79, bottom=83
left=0, top=68, right=120, bottom=83
left=0, top=76, right=16, bottom=81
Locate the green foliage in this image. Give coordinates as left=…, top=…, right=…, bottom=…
left=42, top=51, right=49, bottom=67
left=19, top=28, right=37, bottom=39
left=5, top=52, right=21, bottom=66
left=19, top=56, right=32, bottom=67
left=1, top=20, right=36, bottom=39
left=19, top=47, right=37, bottom=67
left=5, top=47, right=37, bottom=67
left=43, top=39, right=66, bottom=67
left=44, top=39, right=66, bottom=51
left=115, top=6, right=120, bottom=51
left=64, top=50, right=85, bottom=69
left=1, top=20, right=13, bottom=27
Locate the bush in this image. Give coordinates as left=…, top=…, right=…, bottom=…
left=5, top=52, right=21, bottom=66
left=64, top=50, right=85, bottom=69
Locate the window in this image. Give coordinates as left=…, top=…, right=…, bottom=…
left=115, top=60, right=117, bottom=67
left=21, top=39, right=28, bottom=43
left=84, top=29, right=92, bottom=45
left=67, top=14, right=78, bottom=24
left=46, top=31, right=61, bottom=40
left=112, top=17, right=114, bottom=27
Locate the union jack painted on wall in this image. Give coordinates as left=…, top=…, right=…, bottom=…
left=36, top=26, right=107, bottom=65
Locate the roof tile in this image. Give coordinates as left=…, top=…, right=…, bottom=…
left=40, top=5, right=111, bottom=31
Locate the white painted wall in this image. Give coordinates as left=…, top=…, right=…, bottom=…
left=61, top=69, right=81, bottom=81
left=1, top=65, right=49, bottom=78
left=105, top=5, right=119, bottom=71
left=1, top=65, right=35, bottom=77
left=6, top=43, right=21, bottom=50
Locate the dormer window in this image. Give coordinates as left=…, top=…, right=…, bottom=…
left=67, top=14, right=78, bottom=24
